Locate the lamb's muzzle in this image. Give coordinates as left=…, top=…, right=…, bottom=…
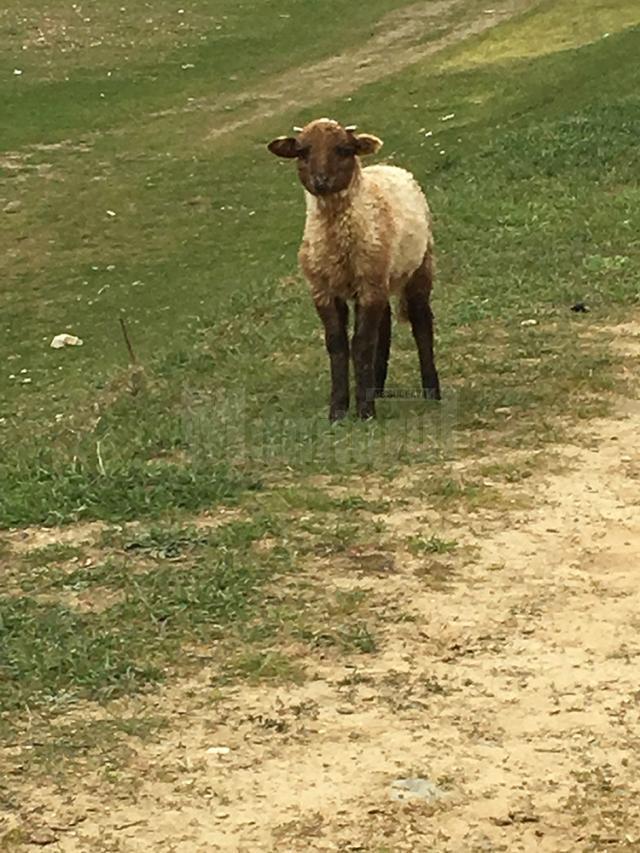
left=268, top=117, right=441, bottom=421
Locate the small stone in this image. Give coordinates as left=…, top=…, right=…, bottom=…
left=29, top=829, right=58, bottom=846
left=50, top=334, right=83, bottom=348
left=4, top=201, right=21, bottom=214
left=390, top=778, right=446, bottom=803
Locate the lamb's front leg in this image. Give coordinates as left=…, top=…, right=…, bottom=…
left=352, top=300, right=385, bottom=420
left=315, top=298, right=350, bottom=422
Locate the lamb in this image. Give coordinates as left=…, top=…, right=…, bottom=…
left=268, top=117, right=440, bottom=421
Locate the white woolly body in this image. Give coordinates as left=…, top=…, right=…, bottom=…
left=299, top=164, right=433, bottom=309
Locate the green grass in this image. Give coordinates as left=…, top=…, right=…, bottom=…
left=1, top=0, right=414, bottom=148
left=0, top=441, right=256, bottom=526
left=0, top=530, right=274, bottom=712
left=0, top=506, right=383, bottom=721
left=407, top=534, right=458, bottom=556
left=217, top=650, right=305, bottom=685
left=2, top=17, right=639, bottom=525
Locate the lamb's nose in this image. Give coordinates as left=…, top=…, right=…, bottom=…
left=313, top=175, right=330, bottom=193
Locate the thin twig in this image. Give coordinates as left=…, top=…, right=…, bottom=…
left=119, top=316, right=137, bottom=364
left=114, top=819, right=146, bottom=831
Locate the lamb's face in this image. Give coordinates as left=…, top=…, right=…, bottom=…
left=295, top=121, right=359, bottom=196
left=268, top=119, right=383, bottom=197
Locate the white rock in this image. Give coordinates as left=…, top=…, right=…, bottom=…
left=51, top=334, right=84, bottom=349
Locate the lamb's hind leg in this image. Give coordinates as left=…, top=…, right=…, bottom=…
left=315, top=297, right=350, bottom=421
left=405, top=254, right=440, bottom=400
left=374, top=302, right=391, bottom=398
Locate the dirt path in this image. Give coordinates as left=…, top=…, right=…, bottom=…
left=192, top=0, right=543, bottom=139
left=7, top=324, right=640, bottom=851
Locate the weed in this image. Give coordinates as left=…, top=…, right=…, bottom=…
left=407, top=535, right=458, bottom=555
left=218, top=651, right=305, bottom=685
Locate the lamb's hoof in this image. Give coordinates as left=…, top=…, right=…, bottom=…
left=357, top=404, right=376, bottom=421
left=424, top=386, right=441, bottom=401
left=329, top=408, right=348, bottom=423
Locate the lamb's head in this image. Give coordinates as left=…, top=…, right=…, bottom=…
left=268, top=118, right=383, bottom=197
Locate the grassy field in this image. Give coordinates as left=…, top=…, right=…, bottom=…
left=1, top=0, right=640, bottom=840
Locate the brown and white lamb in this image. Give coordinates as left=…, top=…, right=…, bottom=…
left=268, top=117, right=440, bottom=421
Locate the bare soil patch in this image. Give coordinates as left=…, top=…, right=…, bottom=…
left=191, top=0, right=543, bottom=138
left=4, top=522, right=107, bottom=555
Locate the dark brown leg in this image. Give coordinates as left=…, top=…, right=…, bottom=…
left=374, top=302, right=391, bottom=398
left=405, top=255, right=440, bottom=400
left=352, top=300, right=386, bottom=419
left=316, top=298, right=350, bottom=421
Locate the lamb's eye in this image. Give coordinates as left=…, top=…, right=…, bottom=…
left=297, top=147, right=310, bottom=161
left=335, top=145, right=354, bottom=158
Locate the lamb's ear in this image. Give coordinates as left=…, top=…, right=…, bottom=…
left=354, top=133, right=383, bottom=156
left=267, top=137, right=299, bottom=159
